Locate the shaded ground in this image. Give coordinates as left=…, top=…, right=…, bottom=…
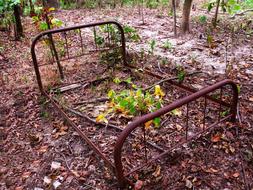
left=0, top=5, right=253, bottom=190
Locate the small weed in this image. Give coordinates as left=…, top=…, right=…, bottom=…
left=199, top=15, right=207, bottom=24
left=176, top=65, right=186, bottom=83
left=162, top=40, right=173, bottom=51
left=220, top=109, right=230, bottom=117
left=146, top=0, right=159, bottom=9
left=123, top=25, right=141, bottom=42
left=140, top=48, right=145, bottom=59
left=100, top=48, right=122, bottom=66
left=161, top=58, right=168, bottom=65
left=40, top=110, right=50, bottom=119
left=149, top=39, right=156, bottom=54
left=0, top=46, right=4, bottom=53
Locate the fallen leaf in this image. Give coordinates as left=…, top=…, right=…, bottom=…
left=15, top=187, right=23, bottom=190
left=43, top=176, right=52, bottom=184
left=232, top=172, right=240, bottom=178
left=51, top=161, right=61, bottom=170
left=145, top=120, right=153, bottom=129
left=38, top=145, right=48, bottom=153
left=96, top=114, right=108, bottom=124
left=205, top=167, right=219, bottom=173
left=71, top=170, right=80, bottom=178
left=134, top=180, right=144, bottom=190
left=53, top=180, right=61, bottom=189
left=34, top=187, right=44, bottom=190
left=171, top=108, right=182, bottom=116
left=229, top=145, right=235, bottom=153
left=22, top=171, right=31, bottom=179
left=185, top=179, right=193, bottom=188
left=152, top=165, right=161, bottom=178
left=211, top=134, right=222, bottom=142
left=154, top=85, right=165, bottom=98
left=176, top=124, right=182, bottom=131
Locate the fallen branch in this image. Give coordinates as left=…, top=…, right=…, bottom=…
left=230, top=9, right=253, bottom=19
left=53, top=76, right=110, bottom=93
left=74, top=97, right=109, bottom=106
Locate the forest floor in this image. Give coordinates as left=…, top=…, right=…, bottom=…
left=0, top=5, right=253, bottom=190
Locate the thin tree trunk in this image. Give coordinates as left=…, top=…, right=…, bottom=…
left=181, top=0, right=193, bottom=34
left=172, top=0, right=177, bottom=37
left=212, top=0, right=220, bottom=27
left=13, top=4, right=23, bottom=40
left=141, top=0, right=145, bottom=24
left=29, top=0, right=35, bottom=16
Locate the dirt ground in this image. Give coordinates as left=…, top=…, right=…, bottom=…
left=0, top=5, right=253, bottom=190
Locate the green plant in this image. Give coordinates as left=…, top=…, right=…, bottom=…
left=162, top=40, right=173, bottom=50
left=146, top=0, right=159, bottom=9
left=96, top=85, right=165, bottom=128
left=100, top=48, right=122, bottom=65
left=176, top=65, right=186, bottom=83
left=149, top=39, right=156, bottom=54
left=0, top=0, right=20, bottom=29
left=123, top=25, right=141, bottom=42
left=199, top=15, right=207, bottom=24
left=32, top=7, right=64, bottom=31
left=207, top=0, right=253, bottom=14
left=0, top=46, right=4, bottom=53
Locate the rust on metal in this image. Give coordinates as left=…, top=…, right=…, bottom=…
left=114, top=79, right=238, bottom=187
left=31, top=21, right=239, bottom=188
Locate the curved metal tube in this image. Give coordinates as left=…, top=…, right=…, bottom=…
left=114, top=79, right=238, bottom=187
left=31, top=21, right=127, bottom=93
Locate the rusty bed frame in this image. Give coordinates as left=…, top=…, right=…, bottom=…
left=31, top=21, right=239, bottom=188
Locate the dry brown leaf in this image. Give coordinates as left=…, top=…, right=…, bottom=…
left=176, top=124, right=182, bottom=131
left=22, top=171, right=31, bottom=179
left=134, top=180, right=144, bottom=190
left=71, top=170, right=80, bottom=178
left=38, top=145, right=48, bottom=153
left=205, top=167, right=219, bottom=173
left=232, top=172, right=240, bottom=178
left=152, top=165, right=161, bottom=178
left=145, top=120, right=153, bottom=129
left=15, top=187, right=23, bottom=190
left=211, top=134, right=222, bottom=142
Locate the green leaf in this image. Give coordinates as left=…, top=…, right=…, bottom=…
left=124, top=77, right=132, bottom=84
left=39, top=22, right=48, bottom=31
left=208, top=2, right=214, bottom=12
left=153, top=117, right=161, bottom=128
left=51, top=18, right=63, bottom=27
left=108, top=90, right=116, bottom=99
left=171, top=109, right=182, bottom=116
left=113, top=77, right=121, bottom=84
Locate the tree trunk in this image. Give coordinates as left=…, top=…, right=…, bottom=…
left=212, top=0, right=220, bottom=27
left=172, top=0, right=177, bottom=37
left=13, top=4, right=23, bottom=40
left=181, top=0, right=193, bottom=34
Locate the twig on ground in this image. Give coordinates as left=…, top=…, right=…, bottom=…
left=230, top=9, right=253, bottom=19
left=74, top=97, right=109, bottom=106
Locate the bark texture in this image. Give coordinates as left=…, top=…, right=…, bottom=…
left=181, top=0, right=193, bottom=34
